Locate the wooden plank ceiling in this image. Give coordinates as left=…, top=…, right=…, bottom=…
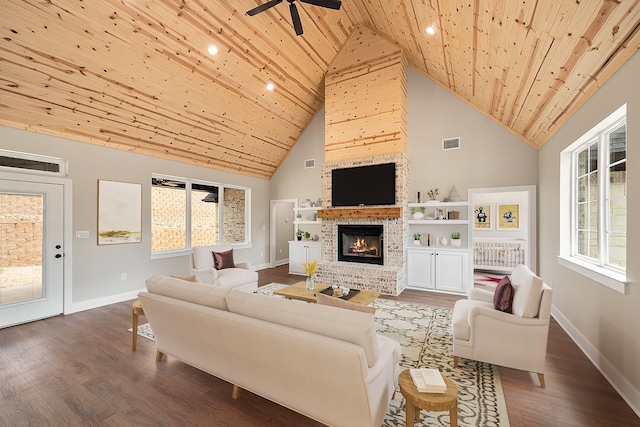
left=1, top=1, right=639, bottom=179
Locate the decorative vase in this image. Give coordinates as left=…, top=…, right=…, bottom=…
left=440, top=236, right=448, bottom=246
left=412, top=211, right=424, bottom=220
left=413, top=239, right=421, bottom=246
left=451, top=239, right=461, bottom=247
left=448, top=185, right=460, bottom=202
left=305, top=275, right=315, bottom=290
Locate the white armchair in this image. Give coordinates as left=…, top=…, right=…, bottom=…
left=191, top=245, right=258, bottom=292
left=452, top=264, right=553, bottom=387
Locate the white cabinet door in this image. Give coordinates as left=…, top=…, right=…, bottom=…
left=288, top=242, right=306, bottom=274
left=407, top=249, right=435, bottom=289
left=288, top=241, right=321, bottom=275
left=435, top=250, right=469, bottom=293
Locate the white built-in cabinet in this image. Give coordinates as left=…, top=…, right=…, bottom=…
left=406, top=201, right=472, bottom=294
left=288, top=241, right=321, bottom=275
left=407, top=247, right=469, bottom=293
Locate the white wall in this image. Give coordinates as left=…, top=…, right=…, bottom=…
left=407, top=67, right=538, bottom=201
left=270, top=105, right=325, bottom=204
left=0, top=126, right=270, bottom=311
left=538, top=50, right=640, bottom=413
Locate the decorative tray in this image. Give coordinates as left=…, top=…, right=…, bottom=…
left=318, top=287, right=360, bottom=301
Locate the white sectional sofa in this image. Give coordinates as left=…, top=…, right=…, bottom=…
left=138, top=275, right=402, bottom=427
left=191, top=244, right=258, bottom=292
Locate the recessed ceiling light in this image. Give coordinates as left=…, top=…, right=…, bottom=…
left=266, top=82, right=275, bottom=91
left=426, top=26, right=436, bottom=35
left=207, top=44, right=218, bottom=55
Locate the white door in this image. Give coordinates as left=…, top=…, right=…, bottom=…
left=0, top=180, right=64, bottom=328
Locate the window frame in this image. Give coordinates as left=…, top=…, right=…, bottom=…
left=558, top=104, right=627, bottom=294
left=150, top=174, right=251, bottom=259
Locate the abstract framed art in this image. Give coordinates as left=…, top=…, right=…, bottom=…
left=98, top=180, right=142, bottom=245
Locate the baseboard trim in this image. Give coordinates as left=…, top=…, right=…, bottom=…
left=551, top=305, right=640, bottom=417
left=65, top=288, right=145, bottom=314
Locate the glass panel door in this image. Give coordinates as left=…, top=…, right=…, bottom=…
left=0, top=180, right=64, bottom=328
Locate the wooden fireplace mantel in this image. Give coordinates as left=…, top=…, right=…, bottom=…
left=318, top=207, right=402, bottom=219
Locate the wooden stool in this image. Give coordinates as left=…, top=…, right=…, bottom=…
left=398, top=369, right=458, bottom=427
left=131, top=300, right=145, bottom=351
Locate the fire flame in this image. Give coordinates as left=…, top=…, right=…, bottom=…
left=349, top=237, right=378, bottom=256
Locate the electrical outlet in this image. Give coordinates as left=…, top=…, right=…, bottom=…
left=121, top=273, right=127, bottom=280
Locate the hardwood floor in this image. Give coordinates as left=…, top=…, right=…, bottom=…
left=1, top=264, right=638, bottom=426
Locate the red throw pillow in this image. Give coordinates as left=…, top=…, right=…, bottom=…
left=212, top=249, right=235, bottom=270
left=493, top=276, right=514, bottom=313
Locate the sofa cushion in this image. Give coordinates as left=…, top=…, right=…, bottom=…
left=493, top=276, right=514, bottom=313
left=145, top=275, right=231, bottom=310
left=225, top=290, right=379, bottom=367
left=170, top=274, right=200, bottom=282
left=452, top=299, right=494, bottom=341
left=510, top=264, right=544, bottom=318
left=215, top=268, right=258, bottom=289
left=316, top=292, right=376, bottom=314
left=213, top=249, right=235, bottom=270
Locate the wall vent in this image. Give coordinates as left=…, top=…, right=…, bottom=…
left=442, top=137, right=461, bottom=151
left=0, top=149, right=67, bottom=176
left=304, top=159, right=316, bottom=169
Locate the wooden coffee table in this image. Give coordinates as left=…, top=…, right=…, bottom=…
left=273, top=281, right=380, bottom=306
left=398, top=369, right=458, bottom=427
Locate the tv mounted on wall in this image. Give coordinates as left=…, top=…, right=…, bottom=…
left=331, top=162, right=396, bottom=207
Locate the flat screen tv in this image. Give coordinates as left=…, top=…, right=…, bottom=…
left=331, top=162, right=396, bottom=207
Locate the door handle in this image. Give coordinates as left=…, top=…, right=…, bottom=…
left=55, top=254, right=62, bottom=258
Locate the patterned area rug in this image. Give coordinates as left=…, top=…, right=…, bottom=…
left=474, top=271, right=506, bottom=289
left=132, top=283, right=510, bottom=426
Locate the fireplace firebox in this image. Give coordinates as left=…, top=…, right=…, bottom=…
left=337, top=225, right=383, bottom=265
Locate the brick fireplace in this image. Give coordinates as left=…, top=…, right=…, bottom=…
left=315, top=154, right=409, bottom=296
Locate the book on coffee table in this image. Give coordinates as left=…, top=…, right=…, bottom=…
left=409, top=368, right=447, bottom=393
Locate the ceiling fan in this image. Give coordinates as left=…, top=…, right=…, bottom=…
left=246, top=0, right=342, bottom=36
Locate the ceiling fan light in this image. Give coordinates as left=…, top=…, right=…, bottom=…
left=426, top=26, right=436, bottom=35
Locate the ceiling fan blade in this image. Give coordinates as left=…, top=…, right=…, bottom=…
left=290, top=2, right=304, bottom=36
left=246, top=0, right=283, bottom=16
left=299, top=0, right=341, bottom=10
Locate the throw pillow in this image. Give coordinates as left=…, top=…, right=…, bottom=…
left=493, top=276, right=514, bottom=313
left=212, top=249, right=235, bottom=270
left=510, top=264, right=544, bottom=318
left=316, top=292, right=376, bottom=315
left=170, top=274, right=201, bottom=282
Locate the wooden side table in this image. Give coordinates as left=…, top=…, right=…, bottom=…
left=131, top=300, right=145, bottom=351
left=398, top=369, right=458, bottom=427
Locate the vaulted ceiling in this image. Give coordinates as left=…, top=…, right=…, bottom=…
left=1, top=1, right=639, bottom=179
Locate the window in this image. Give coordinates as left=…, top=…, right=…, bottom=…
left=0, top=149, right=67, bottom=176
left=559, top=104, right=626, bottom=293
left=151, top=175, right=250, bottom=256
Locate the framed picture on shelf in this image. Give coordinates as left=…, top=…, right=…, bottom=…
left=473, top=204, right=492, bottom=229
left=98, top=180, right=142, bottom=245
left=497, top=204, right=520, bottom=230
